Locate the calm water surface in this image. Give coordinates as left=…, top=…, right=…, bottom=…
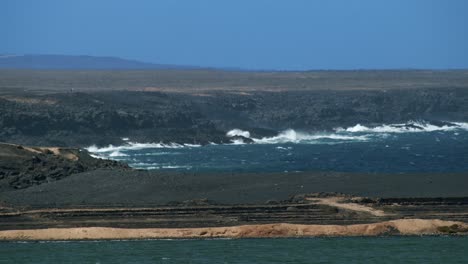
left=1, top=237, right=467, bottom=264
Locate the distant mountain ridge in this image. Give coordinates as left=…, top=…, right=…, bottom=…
left=0, top=54, right=198, bottom=70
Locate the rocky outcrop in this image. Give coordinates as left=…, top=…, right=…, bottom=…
left=0, top=143, right=129, bottom=189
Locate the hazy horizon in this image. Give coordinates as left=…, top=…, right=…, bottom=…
left=2, top=53, right=468, bottom=71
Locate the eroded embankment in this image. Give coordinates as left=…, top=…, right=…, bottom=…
left=0, top=219, right=467, bottom=240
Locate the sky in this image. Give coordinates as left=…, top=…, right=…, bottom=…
left=1, top=0, right=467, bottom=70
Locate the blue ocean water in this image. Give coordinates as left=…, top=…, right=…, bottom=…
left=1, top=237, right=467, bottom=264
left=88, top=122, right=468, bottom=173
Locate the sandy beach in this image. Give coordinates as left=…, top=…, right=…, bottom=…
left=1, top=219, right=467, bottom=241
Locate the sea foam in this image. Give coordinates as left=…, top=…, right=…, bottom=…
left=87, top=121, right=468, bottom=156
left=226, top=129, right=251, bottom=138
left=226, top=128, right=369, bottom=144
left=108, top=151, right=128, bottom=157
left=252, top=129, right=368, bottom=144
left=86, top=142, right=200, bottom=153
left=336, top=121, right=468, bottom=133
left=225, top=121, right=468, bottom=145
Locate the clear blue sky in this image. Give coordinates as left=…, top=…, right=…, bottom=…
left=1, top=0, right=467, bottom=70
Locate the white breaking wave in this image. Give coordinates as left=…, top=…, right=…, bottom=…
left=161, top=165, right=191, bottom=169
left=336, top=121, right=468, bottom=133
left=86, top=142, right=200, bottom=153
left=226, top=128, right=369, bottom=144
left=89, top=154, right=103, bottom=159
left=252, top=129, right=369, bottom=144
left=183, top=143, right=202, bottom=147
left=226, top=129, right=251, bottom=138
left=130, top=162, right=160, bottom=166
left=133, top=152, right=182, bottom=156
left=230, top=138, right=246, bottom=145
left=144, top=166, right=191, bottom=170
left=224, top=121, right=468, bottom=145
left=453, top=122, right=468, bottom=130
left=86, top=121, right=468, bottom=158
left=108, top=151, right=128, bottom=157
left=130, top=163, right=191, bottom=170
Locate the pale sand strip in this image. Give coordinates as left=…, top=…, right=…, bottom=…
left=0, top=219, right=466, bottom=241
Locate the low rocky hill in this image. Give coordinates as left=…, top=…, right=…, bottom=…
left=0, top=143, right=128, bottom=190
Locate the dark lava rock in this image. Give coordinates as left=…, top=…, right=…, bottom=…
left=0, top=88, right=467, bottom=147
left=0, top=143, right=129, bottom=190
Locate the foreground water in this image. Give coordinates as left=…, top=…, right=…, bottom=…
left=1, top=237, right=467, bottom=263
left=88, top=122, right=468, bottom=173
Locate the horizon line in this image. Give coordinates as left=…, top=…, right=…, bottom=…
left=1, top=53, right=467, bottom=72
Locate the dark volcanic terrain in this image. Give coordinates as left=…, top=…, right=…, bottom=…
left=2, top=169, right=468, bottom=207
left=1, top=70, right=468, bottom=147
left=0, top=143, right=128, bottom=190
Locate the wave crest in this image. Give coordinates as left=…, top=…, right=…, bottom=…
left=226, top=128, right=369, bottom=144
left=336, top=121, right=468, bottom=133
left=226, top=121, right=468, bottom=145
left=86, top=142, right=200, bottom=154
left=226, top=129, right=250, bottom=138
left=252, top=129, right=369, bottom=144
left=87, top=121, right=468, bottom=156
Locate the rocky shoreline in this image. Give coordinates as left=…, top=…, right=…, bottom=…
left=0, top=143, right=128, bottom=190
